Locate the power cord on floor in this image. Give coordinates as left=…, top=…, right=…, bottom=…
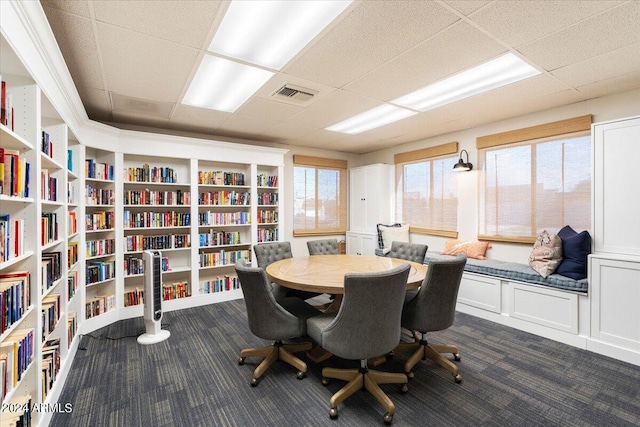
left=78, top=323, right=170, bottom=350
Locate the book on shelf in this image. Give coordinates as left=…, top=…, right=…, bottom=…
left=41, top=338, right=61, bottom=401
left=67, top=148, right=73, bottom=172
left=1, top=148, right=30, bottom=198
left=0, top=270, right=31, bottom=335
left=1, top=79, right=15, bottom=131
left=41, top=130, right=54, bottom=158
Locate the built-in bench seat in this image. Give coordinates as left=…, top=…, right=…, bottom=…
left=421, top=252, right=588, bottom=293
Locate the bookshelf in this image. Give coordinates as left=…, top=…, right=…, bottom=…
left=256, top=165, right=281, bottom=244
left=1, top=11, right=287, bottom=423
left=84, top=147, right=116, bottom=323
left=122, top=155, right=192, bottom=310
left=196, top=160, right=251, bottom=300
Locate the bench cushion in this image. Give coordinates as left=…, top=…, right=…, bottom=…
left=423, top=252, right=588, bottom=293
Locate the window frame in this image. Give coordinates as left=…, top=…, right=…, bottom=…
left=292, top=155, right=348, bottom=237
left=394, top=142, right=460, bottom=238
left=476, top=115, right=592, bottom=243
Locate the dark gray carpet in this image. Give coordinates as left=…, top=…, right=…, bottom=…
left=51, top=300, right=640, bottom=426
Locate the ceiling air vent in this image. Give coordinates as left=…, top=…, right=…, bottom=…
left=270, top=83, right=318, bottom=105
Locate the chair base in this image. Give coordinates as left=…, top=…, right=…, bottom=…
left=322, top=362, right=408, bottom=424
left=238, top=340, right=312, bottom=386
left=395, top=337, right=462, bottom=383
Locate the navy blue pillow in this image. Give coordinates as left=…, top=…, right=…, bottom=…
left=556, top=226, right=591, bottom=280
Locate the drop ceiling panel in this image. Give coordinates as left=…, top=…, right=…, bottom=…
left=576, top=73, right=640, bottom=99
left=217, top=114, right=279, bottom=135
left=519, top=2, right=640, bottom=71
left=470, top=1, right=623, bottom=47
left=283, top=1, right=460, bottom=88
left=236, top=97, right=304, bottom=123
left=76, top=86, right=111, bottom=121
left=96, top=21, right=198, bottom=101
left=288, top=90, right=382, bottom=129
left=41, top=5, right=104, bottom=90
left=552, top=43, right=640, bottom=88
left=169, top=104, right=229, bottom=130
left=344, top=21, right=506, bottom=101
left=40, top=0, right=91, bottom=18
left=112, top=111, right=169, bottom=129
left=261, top=121, right=316, bottom=141
left=92, top=0, right=220, bottom=48
left=442, top=0, right=492, bottom=16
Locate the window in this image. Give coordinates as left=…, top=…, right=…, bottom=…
left=293, top=155, right=347, bottom=236
left=394, top=142, right=459, bottom=237
left=477, top=115, right=592, bottom=242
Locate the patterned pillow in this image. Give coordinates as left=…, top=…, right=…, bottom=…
left=377, top=224, right=409, bottom=250
left=441, top=239, right=492, bottom=259
left=376, top=223, right=403, bottom=249
left=528, top=230, right=563, bottom=278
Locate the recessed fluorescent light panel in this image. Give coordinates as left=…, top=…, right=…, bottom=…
left=393, top=53, right=540, bottom=112
left=208, top=0, right=352, bottom=70
left=182, top=55, right=274, bottom=113
left=326, top=104, right=417, bottom=134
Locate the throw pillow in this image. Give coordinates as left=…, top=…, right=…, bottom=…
left=528, top=230, right=563, bottom=278
left=555, top=225, right=591, bottom=280
left=376, top=223, right=402, bottom=248
left=378, top=224, right=409, bottom=250
left=441, top=239, right=492, bottom=260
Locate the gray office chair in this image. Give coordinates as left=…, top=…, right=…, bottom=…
left=389, top=241, right=428, bottom=264
left=235, top=259, right=322, bottom=386
left=395, top=254, right=467, bottom=383
left=307, top=264, right=411, bottom=424
left=253, top=241, right=320, bottom=302
left=307, top=238, right=340, bottom=255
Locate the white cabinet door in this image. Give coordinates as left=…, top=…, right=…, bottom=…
left=349, top=164, right=393, bottom=233
left=346, top=232, right=377, bottom=256
left=590, top=255, right=640, bottom=351
left=593, top=116, right=640, bottom=255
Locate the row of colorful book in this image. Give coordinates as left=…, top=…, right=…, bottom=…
left=0, top=271, right=31, bottom=335
left=1, top=147, right=30, bottom=198
left=0, top=214, right=24, bottom=263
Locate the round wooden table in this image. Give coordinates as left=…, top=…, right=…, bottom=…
left=265, top=254, right=427, bottom=295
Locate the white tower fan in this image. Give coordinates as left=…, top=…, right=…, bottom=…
left=137, top=250, right=171, bottom=344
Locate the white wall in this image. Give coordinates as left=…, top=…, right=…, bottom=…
left=354, top=88, right=640, bottom=263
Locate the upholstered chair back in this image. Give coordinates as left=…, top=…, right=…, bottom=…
left=312, top=264, right=410, bottom=361
left=307, top=239, right=339, bottom=255
left=234, top=259, right=305, bottom=340
left=389, top=241, right=428, bottom=264
left=402, top=255, right=466, bottom=332
left=253, top=241, right=293, bottom=268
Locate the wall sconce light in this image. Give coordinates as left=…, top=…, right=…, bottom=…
left=453, top=149, right=473, bottom=171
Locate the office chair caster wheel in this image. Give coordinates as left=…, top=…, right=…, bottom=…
left=454, top=374, right=462, bottom=384
left=250, top=378, right=260, bottom=387
left=400, top=383, right=408, bottom=393
left=387, top=350, right=394, bottom=358
left=329, top=408, right=338, bottom=419
left=296, top=371, right=306, bottom=380
left=454, top=353, right=461, bottom=361
left=322, top=377, right=330, bottom=386
left=406, top=371, right=414, bottom=380
left=383, top=412, right=393, bottom=424
left=238, top=357, right=245, bottom=365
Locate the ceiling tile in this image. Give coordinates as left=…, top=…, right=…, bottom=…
left=442, top=0, right=492, bottom=16
left=344, top=21, right=506, bottom=100
left=41, top=5, right=104, bottom=90
left=40, top=0, right=91, bottom=18
left=284, top=0, right=460, bottom=88
left=217, top=114, right=279, bottom=135
left=92, top=0, right=220, bottom=48
left=575, top=73, right=640, bottom=99
left=470, top=1, right=623, bottom=47
left=112, top=111, right=169, bottom=129
left=236, top=97, right=304, bottom=123
left=260, top=122, right=316, bottom=141
left=169, top=104, right=229, bottom=130
left=552, top=43, right=640, bottom=88
left=96, top=21, right=198, bottom=102
left=519, top=2, right=640, bottom=71
left=76, top=86, right=112, bottom=122
left=290, top=90, right=382, bottom=129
